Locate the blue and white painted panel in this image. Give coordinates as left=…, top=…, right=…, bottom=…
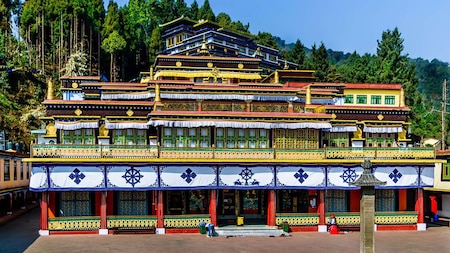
left=29, top=166, right=48, bottom=191
left=327, top=166, right=363, bottom=188
left=48, top=165, right=105, bottom=190
left=276, top=166, right=326, bottom=188
left=106, top=165, right=158, bottom=189
left=374, top=166, right=418, bottom=188
left=159, top=165, right=217, bottom=189
left=218, top=166, right=274, bottom=188
left=420, top=166, right=435, bottom=187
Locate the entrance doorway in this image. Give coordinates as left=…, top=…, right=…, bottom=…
left=217, top=189, right=267, bottom=226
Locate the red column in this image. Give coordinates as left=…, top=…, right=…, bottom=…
left=267, top=190, right=276, bottom=226
left=100, top=191, right=107, bottom=230
left=209, top=190, right=217, bottom=226
left=429, top=196, right=438, bottom=215
left=416, top=188, right=424, bottom=223
left=318, top=190, right=326, bottom=225
left=40, top=192, right=48, bottom=231
left=157, top=190, right=164, bottom=228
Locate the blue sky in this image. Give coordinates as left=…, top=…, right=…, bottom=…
left=116, top=0, right=450, bottom=63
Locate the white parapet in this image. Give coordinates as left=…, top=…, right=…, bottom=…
left=156, top=228, right=166, bottom=234
left=39, top=230, right=50, bottom=236
left=417, top=223, right=427, bottom=231
left=99, top=229, right=109, bottom=235
left=318, top=225, right=328, bottom=233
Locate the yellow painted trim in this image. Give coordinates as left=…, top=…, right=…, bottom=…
left=154, top=70, right=262, bottom=80
left=424, top=188, right=450, bottom=193
left=23, top=158, right=443, bottom=164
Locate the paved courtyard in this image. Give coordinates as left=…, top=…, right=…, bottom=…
left=24, top=226, right=450, bottom=253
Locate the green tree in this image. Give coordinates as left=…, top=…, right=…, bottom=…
left=102, top=30, right=127, bottom=82
left=310, top=42, right=329, bottom=82
left=174, top=0, right=189, bottom=18
left=337, top=52, right=376, bottom=83
left=62, top=50, right=89, bottom=76
left=198, top=0, right=215, bottom=21
left=187, top=0, right=199, bottom=20
left=149, top=26, right=164, bottom=64
left=287, top=39, right=307, bottom=69
left=254, top=32, right=278, bottom=49
left=159, top=0, right=175, bottom=23
left=217, top=12, right=232, bottom=28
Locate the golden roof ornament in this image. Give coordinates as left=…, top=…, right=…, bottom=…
left=200, top=35, right=210, bottom=56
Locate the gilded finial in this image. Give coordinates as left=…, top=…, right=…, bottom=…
left=47, top=79, right=54, bottom=100
left=200, top=35, right=210, bottom=56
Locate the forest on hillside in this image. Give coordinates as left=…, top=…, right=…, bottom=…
left=0, top=0, right=449, bottom=148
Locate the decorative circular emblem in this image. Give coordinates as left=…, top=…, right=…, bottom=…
left=207, top=62, right=213, bottom=68
left=238, top=63, right=244, bottom=69
left=122, top=167, right=143, bottom=187
left=176, top=61, right=182, bottom=67
left=72, top=82, right=78, bottom=88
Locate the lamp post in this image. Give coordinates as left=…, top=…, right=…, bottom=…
left=350, top=158, right=386, bottom=253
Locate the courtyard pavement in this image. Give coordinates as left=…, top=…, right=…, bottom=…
left=23, top=226, right=450, bottom=253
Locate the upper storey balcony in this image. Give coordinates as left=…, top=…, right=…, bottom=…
left=30, top=144, right=436, bottom=161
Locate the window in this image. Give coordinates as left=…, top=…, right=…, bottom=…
left=62, top=129, right=95, bottom=145
left=344, top=95, right=354, bottom=104
left=20, top=162, right=24, bottom=180
left=356, top=95, right=367, bottom=104
left=114, top=129, right=146, bottom=145
left=117, top=191, right=148, bottom=215
left=4, top=159, right=10, bottom=181
left=176, top=34, right=183, bottom=44
left=215, top=128, right=269, bottom=149
left=375, top=189, right=395, bottom=211
left=443, top=163, right=450, bottom=180
left=371, top=95, right=382, bottom=105
left=162, top=127, right=209, bottom=148
left=59, top=192, right=92, bottom=216
left=273, top=129, right=318, bottom=149
left=13, top=160, right=17, bottom=180
left=325, top=190, right=347, bottom=212
left=168, top=36, right=175, bottom=47
left=385, top=95, right=396, bottom=105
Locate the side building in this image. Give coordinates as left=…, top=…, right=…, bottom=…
left=0, top=149, right=34, bottom=219
left=27, top=17, right=440, bottom=235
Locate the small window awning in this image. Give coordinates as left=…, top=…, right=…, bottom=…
left=55, top=120, right=99, bottom=130
left=105, top=120, right=149, bottom=129
left=147, top=120, right=332, bottom=129
left=160, top=93, right=298, bottom=101
left=363, top=125, right=402, bottom=133
left=325, top=126, right=357, bottom=132
left=101, top=92, right=155, bottom=100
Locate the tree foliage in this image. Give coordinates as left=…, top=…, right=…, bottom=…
left=62, top=50, right=89, bottom=76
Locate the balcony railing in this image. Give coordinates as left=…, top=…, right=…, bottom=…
left=31, top=144, right=436, bottom=160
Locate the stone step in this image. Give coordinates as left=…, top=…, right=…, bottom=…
left=214, top=225, right=289, bottom=237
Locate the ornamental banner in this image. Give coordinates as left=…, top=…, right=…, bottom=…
left=276, top=166, right=326, bottom=188
left=327, top=166, right=363, bottom=188
left=420, top=166, right=435, bottom=187
left=48, top=165, right=105, bottom=190
left=159, top=165, right=217, bottom=189
left=106, top=165, right=158, bottom=190
left=29, top=166, right=48, bottom=191
left=374, top=166, right=418, bottom=188
left=218, top=166, right=274, bottom=189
